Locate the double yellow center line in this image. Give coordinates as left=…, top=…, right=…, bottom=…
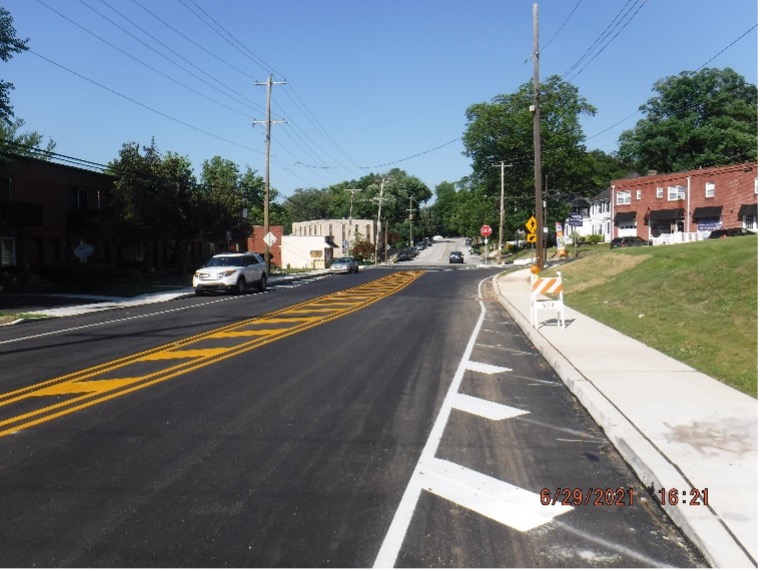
left=0, top=271, right=423, bottom=438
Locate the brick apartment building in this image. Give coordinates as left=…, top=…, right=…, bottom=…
left=0, top=154, right=262, bottom=279
left=0, top=155, right=115, bottom=276
left=611, top=162, right=758, bottom=242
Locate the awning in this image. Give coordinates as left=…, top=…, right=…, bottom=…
left=692, top=206, right=722, bottom=220
left=738, top=204, right=758, bottom=218
left=613, top=211, right=636, bottom=223
left=648, top=208, right=684, bottom=222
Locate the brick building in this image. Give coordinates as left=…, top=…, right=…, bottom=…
left=0, top=155, right=115, bottom=275
left=611, top=162, right=758, bottom=243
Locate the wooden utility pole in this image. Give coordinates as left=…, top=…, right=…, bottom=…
left=253, top=75, right=286, bottom=271
left=344, top=188, right=361, bottom=254
left=532, top=3, right=544, bottom=270
left=494, top=161, right=512, bottom=263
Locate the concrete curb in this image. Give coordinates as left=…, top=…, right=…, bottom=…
left=491, top=271, right=756, bottom=568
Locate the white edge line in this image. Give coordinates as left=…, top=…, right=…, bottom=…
left=372, top=276, right=490, bottom=568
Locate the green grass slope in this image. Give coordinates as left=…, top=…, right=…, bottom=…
left=554, top=237, right=757, bottom=397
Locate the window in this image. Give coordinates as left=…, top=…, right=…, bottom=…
left=0, top=177, right=12, bottom=200
left=1, top=237, right=15, bottom=267
left=705, top=182, right=715, bottom=198
left=668, top=185, right=685, bottom=201
left=616, top=190, right=631, bottom=205
left=636, top=190, right=642, bottom=200
left=656, top=187, right=663, bottom=198
left=70, top=187, right=88, bottom=210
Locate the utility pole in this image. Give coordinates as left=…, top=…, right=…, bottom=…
left=493, top=161, right=513, bottom=263
left=344, top=188, right=361, bottom=254
left=374, top=178, right=386, bottom=264
left=253, top=75, right=286, bottom=271
left=532, top=3, right=544, bottom=270
left=407, top=195, right=416, bottom=247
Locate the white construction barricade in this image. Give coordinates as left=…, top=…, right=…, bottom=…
left=530, top=271, right=565, bottom=328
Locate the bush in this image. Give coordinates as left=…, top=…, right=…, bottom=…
left=587, top=234, right=604, bottom=245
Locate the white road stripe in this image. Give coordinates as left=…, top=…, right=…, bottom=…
left=451, top=393, right=527, bottom=421
left=417, top=458, right=572, bottom=531
left=466, top=360, right=511, bottom=374
left=373, top=277, right=571, bottom=568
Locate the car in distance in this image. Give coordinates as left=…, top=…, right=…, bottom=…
left=329, top=256, right=359, bottom=274
left=449, top=250, right=464, bottom=263
left=707, top=228, right=756, bottom=239
left=193, top=252, right=267, bottom=295
left=610, top=236, right=650, bottom=249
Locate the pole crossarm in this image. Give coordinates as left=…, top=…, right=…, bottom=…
left=252, top=75, right=287, bottom=272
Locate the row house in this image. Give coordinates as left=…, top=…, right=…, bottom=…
left=611, top=162, right=758, bottom=244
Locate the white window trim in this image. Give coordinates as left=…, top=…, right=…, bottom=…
left=656, top=187, right=664, bottom=198
left=705, top=181, right=715, bottom=198
left=636, top=190, right=642, bottom=200
left=616, top=190, right=631, bottom=205
left=668, top=185, right=685, bottom=201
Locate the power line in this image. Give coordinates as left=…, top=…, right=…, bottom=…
left=29, top=50, right=264, bottom=154
left=541, top=0, right=582, bottom=52
left=695, top=23, right=758, bottom=72
left=34, top=0, right=258, bottom=120
left=565, top=0, right=648, bottom=82
left=79, top=0, right=262, bottom=111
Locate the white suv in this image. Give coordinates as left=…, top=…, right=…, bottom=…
left=193, top=253, right=267, bottom=295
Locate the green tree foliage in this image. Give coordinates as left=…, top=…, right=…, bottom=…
left=105, top=140, right=201, bottom=272
left=199, top=156, right=262, bottom=242
left=280, top=168, right=432, bottom=246
left=0, top=7, right=55, bottom=161
left=462, top=76, right=598, bottom=236
left=618, top=68, right=758, bottom=173
left=0, top=7, right=27, bottom=125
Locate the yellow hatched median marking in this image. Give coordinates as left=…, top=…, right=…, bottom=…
left=0, top=271, right=423, bottom=437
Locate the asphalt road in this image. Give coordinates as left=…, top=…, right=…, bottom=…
left=0, top=264, right=705, bottom=567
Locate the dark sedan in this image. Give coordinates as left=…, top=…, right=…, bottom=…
left=707, top=228, right=756, bottom=239
left=610, top=236, right=650, bottom=249
left=449, top=251, right=464, bottom=263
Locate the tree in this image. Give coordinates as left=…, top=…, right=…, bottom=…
left=0, top=7, right=28, bottom=125
left=618, top=68, right=758, bottom=173
left=199, top=156, right=249, bottom=243
left=462, top=76, right=597, bottom=236
left=0, top=8, right=55, bottom=161
left=105, top=140, right=201, bottom=273
left=0, top=118, right=56, bottom=160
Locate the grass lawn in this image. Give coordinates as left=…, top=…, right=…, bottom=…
left=546, top=237, right=757, bottom=397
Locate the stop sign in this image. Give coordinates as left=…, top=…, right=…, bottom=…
left=480, top=224, right=492, bottom=237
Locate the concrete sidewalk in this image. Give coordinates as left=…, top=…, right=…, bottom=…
left=493, top=268, right=757, bottom=568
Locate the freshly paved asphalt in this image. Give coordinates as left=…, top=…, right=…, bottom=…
left=1, top=264, right=756, bottom=567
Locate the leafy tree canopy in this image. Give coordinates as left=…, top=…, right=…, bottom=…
left=105, top=140, right=200, bottom=271
left=618, top=67, right=758, bottom=173
left=0, top=7, right=28, bottom=125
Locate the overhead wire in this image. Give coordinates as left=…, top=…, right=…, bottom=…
left=33, top=0, right=257, bottom=120
left=83, top=0, right=263, bottom=112
left=28, top=49, right=264, bottom=155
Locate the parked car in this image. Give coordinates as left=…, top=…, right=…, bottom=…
left=610, top=236, right=650, bottom=249
left=329, top=256, right=359, bottom=274
left=449, top=250, right=464, bottom=263
left=396, top=248, right=414, bottom=262
left=193, top=252, right=267, bottom=295
left=707, top=228, right=756, bottom=239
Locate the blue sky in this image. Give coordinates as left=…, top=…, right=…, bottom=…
left=3, top=0, right=758, bottom=199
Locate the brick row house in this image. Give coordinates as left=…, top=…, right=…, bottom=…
left=0, top=154, right=239, bottom=280
left=610, top=162, right=758, bottom=244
